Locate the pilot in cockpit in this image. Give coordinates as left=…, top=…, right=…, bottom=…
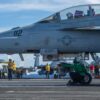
left=66, top=12, right=73, bottom=19
left=87, top=5, right=95, bottom=16
left=52, top=12, right=61, bottom=22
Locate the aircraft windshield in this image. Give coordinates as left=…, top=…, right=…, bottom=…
left=39, top=4, right=100, bottom=23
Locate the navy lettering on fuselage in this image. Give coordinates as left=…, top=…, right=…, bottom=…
left=14, top=30, right=22, bottom=36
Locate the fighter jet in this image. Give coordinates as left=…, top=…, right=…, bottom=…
left=0, top=4, right=100, bottom=61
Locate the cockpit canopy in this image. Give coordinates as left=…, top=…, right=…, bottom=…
left=39, top=4, right=100, bottom=23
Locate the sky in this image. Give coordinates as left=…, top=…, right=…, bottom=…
left=0, top=0, right=99, bottom=67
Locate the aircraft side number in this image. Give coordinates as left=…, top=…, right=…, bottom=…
left=14, top=30, right=22, bottom=36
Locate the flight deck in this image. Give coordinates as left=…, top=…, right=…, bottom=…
left=0, top=79, right=100, bottom=100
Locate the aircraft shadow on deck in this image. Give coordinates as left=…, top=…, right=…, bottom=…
left=66, top=83, right=100, bottom=87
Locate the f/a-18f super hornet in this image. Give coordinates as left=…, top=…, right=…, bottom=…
left=0, top=4, right=100, bottom=61
left=0, top=4, right=100, bottom=85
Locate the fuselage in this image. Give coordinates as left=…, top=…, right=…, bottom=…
left=0, top=20, right=100, bottom=54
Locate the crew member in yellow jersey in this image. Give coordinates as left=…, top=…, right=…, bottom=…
left=12, top=61, right=16, bottom=72
left=12, top=61, right=16, bottom=78
left=8, top=59, right=13, bottom=80
left=45, top=64, right=50, bottom=79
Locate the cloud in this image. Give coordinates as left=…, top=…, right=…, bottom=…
left=0, top=0, right=69, bottom=12
left=87, top=0, right=100, bottom=4
left=0, top=3, right=55, bottom=12
left=0, top=0, right=95, bottom=12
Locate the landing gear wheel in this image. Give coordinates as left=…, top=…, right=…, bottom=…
left=80, top=73, right=92, bottom=85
